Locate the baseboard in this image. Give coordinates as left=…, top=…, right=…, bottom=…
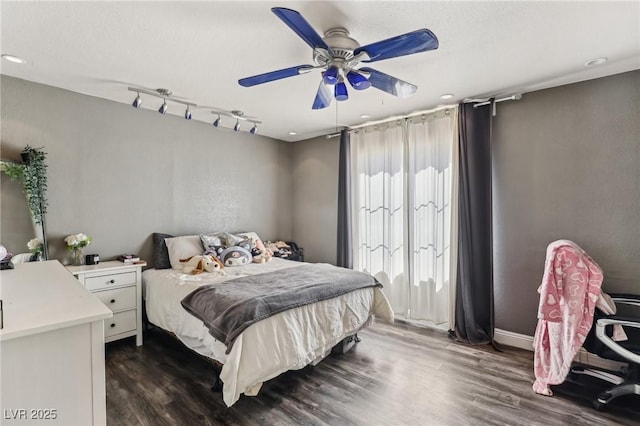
left=494, top=328, right=533, bottom=351
left=494, top=328, right=625, bottom=371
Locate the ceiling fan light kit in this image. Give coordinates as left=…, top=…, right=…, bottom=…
left=127, top=87, right=261, bottom=135
left=238, top=7, right=439, bottom=109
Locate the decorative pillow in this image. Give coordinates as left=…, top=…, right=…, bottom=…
left=219, top=246, right=252, bottom=267
left=200, top=233, right=224, bottom=250
left=152, top=232, right=174, bottom=269
left=165, top=235, right=204, bottom=270
left=236, top=231, right=266, bottom=252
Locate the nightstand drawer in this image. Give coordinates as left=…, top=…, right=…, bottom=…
left=94, top=286, right=136, bottom=312
left=104, top=309, right=136, bottom=338
left=86, top=271, right=136, bottom=291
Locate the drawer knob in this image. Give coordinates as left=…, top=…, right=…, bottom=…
left=110, top=299, right=116, bottom=304
left=109, top=279, right=115, bottom=284
left=110, top=323, right=116, bottom=328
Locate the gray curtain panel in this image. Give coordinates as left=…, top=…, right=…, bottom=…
left=336, top=129, right=353, bottom=268
left=454, top=102, right=495, bottom=344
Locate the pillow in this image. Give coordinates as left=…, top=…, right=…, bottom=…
left=152, top=232, right=174, bottom=269
left=200, top=233, right=224, bottom=250
left=236, top=231, right=266, bottom=252
left=165, top=235, right=204, bottom=270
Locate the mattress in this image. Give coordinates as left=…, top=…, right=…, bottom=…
left=143, top=258, right=394, bottom=406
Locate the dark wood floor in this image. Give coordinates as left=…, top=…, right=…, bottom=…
left=106, top=321, right=638, bottom=426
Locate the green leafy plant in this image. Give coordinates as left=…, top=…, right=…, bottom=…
left=2, top=146, right=49, bottom=224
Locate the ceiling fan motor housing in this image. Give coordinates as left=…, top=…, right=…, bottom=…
left=314, top=27, right=360, bottom=70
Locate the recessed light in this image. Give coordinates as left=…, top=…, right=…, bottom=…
left=440, top=93, right=454, bottom=100
left=1, top=54, right=25, bottom=64
left=289, top=132, right=297, bottom=136
left=360, top=114, right=371, bottom=119
left=584, top=57, right=607, bottom=67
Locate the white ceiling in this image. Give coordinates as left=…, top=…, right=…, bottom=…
left=1, top=1, right=639, bottom=142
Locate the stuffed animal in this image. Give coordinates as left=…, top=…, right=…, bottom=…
left=246, top=236, right=272, bottom=263
left=179, top=254, right=225, bottom=275
left=219, top=246, right=252, bottom=267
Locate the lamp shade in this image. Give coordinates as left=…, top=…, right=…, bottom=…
left=158, top=101, right=168, bottom=114
left=346, top=70, right=371, bottom=90
left=334, top=81, right=349, bottom=101
left=323, top=66, right=339, bottom=85
left=132, top=94, right=142, bottom=109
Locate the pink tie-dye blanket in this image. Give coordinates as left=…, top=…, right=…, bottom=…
left=532, top=240, right=604, bottom=395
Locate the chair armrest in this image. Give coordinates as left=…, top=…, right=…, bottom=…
left=596, top=317, right=640, bottom=364
left=610, top=293, right=640, bottom=308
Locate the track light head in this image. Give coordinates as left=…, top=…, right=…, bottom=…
left=132, top=92, right=142, bottom=109
left=250, top=124, right=258, bottom=135
left=323, top=66, right=339, bottom=85
left=213, top=115, right=221, bottom=127
left=159, top=100, right=168, bottom=114
left=334, top=81, right=349, bottom=101
left=184, top=106, right=192, bottom=120
left=346, top=70, right=371, bottom=90
left=234, top=119, right=240, bottom=132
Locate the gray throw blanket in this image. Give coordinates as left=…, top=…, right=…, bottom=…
left=181, top=263, right=381, bottom=354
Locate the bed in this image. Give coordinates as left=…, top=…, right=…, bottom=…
left=143, top=233, right=394, bottom=407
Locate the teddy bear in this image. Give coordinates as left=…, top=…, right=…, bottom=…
left=179, top=254, right=225, bottom=275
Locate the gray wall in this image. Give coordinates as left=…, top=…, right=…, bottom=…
left=493, top=70, right=640, bottom=335
left=290, top=71, right=640, bottom=336
left=0, top=76, right=292, bottom=265
left=291, top=135, right=340, bottom=264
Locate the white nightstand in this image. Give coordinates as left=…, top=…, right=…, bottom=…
left=68, top=261, right=145, bottom=346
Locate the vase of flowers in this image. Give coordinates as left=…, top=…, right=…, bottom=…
left=27, top=237, right=44, bottom=261
left=65, top=233, right=92, bottom=266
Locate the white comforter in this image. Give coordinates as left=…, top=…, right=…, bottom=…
left=143, top=258, right=394, bottom=406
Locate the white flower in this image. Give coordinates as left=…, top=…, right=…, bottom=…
left=65, top=233, right=91, bottom=250
left=27, top=238, right=42, bottom=250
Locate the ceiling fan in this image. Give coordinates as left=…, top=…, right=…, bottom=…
left=238, top=7, right=439, bottom=109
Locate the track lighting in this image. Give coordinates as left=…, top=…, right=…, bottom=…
left=346, top=70, right=371, bottom=90
left=323, top=66, right=339, bottom=85
left=127, top=88, right=261, bottom=134
left=132, top=92, right=142, bottom=108
left=334, top=80, right=349, bottom=101
left=159, top=99, right=168, bottom=114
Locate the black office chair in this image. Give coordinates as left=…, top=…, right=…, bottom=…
left=568, top=294, right=640, bottom=410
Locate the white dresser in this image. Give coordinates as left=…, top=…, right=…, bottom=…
left=0, top=260, right=112, bottom=426
left=67, top=261, right=145, bottom=346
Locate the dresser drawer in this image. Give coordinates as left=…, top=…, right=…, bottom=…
left=94, top=286, right=136, bottom=312
left=104, top=309, right=136, bottom=338
left=85, top=271, right=136, bottom=291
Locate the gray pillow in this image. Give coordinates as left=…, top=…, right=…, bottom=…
left=152, top=232, right=174, bottom=269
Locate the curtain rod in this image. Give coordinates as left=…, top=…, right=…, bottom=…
left=325, top=104, right=456, bottom=139
left=471, top=93, right=522, bottom=108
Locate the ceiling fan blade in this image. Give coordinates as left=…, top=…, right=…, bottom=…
left=355, top=29, right=438, bottom=63
left=312, top=80, right=333, bottom=110
left=238, top=65, right=315, bottom=87
left=359, top=67, right=417, bottom=98
left=272, top=8, right=332, bottom=53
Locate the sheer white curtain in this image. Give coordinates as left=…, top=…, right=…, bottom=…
left=351, top=121, right=409, bottom=314
left=351, top=109, right=458, bottom=325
